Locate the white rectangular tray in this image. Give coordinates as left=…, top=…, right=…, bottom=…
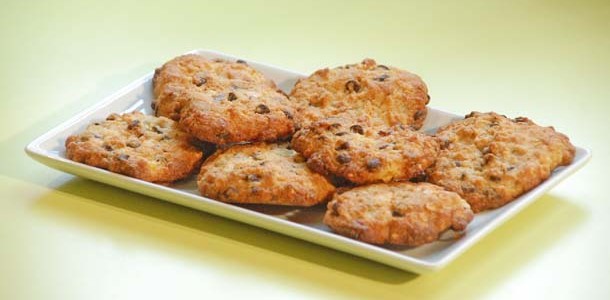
left=25, top=49, right=591, bottom=273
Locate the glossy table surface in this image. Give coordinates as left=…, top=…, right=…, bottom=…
left=1, top=1, right=608, bottom=299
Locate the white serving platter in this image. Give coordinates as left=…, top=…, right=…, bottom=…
left=25, top=49, right=591, bottom=274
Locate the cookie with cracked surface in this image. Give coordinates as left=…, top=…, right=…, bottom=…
left=290, top=58, right=429, bottom=129
left=197, top=143, right=335, bottom=206
left=324, top=182, right=473, bottom=246
left=179, top=87, right=295, bottom=145
left=152, top=54, right=277, bottom=120
left=152, top=54, right=295, bottom=144
left=65, top=112, right=203, bottom=183
left=428, top=112, right=575, bottom=212
left=291, top=117, right=439, bottom=185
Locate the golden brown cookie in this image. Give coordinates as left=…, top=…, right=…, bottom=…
left=428, top=112, right=576, bottom=212
left=324, top=182, right=473, bottom=246
left=291, top=116, right=439, bottom=185
left=152, top=54, right=276, bottom=120
left=290, top=58, right=429, bottom=129
left=179, top=87, right=295, bottom=145
left=152, top=54, right=296, bottom=144
left=197, top=143, right=335, bottom=206
left=65, top=112, right=203, bottom=183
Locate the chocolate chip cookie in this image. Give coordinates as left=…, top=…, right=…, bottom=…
left=65, top=112, right=203, bottom=183
left=428, top=112, right=576, bottom=212
left=197, top=143, right=335, bottom=206
left=290, top=58, right=429, bottom=129
left=324, top=182, right=474, bottom=246
left=153, top=54, right=295, bottom=144
left=179, top=87, right=295, bottom=145
left=291, top=116, right=439, bottom=185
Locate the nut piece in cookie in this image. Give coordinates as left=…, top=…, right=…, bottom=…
left=65, top=112, right=203, bottom=183
left=428, top=112, right=576, bottom=212
left=290, top=58, right=430, bottom=129
left=291, top=117, right=439, bottom=185
left=324, top=182, right=474, bottom=246
left=197, top=143, right=335, bottom=206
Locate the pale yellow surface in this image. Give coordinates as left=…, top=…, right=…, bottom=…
left=1, top=0, right=609, bottom=299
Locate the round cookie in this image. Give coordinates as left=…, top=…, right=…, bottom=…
left=152, top=54, right=296, bottom=144
left=428, top=112, right=576, bottom=212
left=197, top=143, right=335, bottom=206
left=65, top=112, right=203, bottom=183
left=324, top=182, right=474, bottom=246
left=152, top=54, right=277, bottom=120
left=290, top=58, right=430, bottom=129
left=291, top=116, right=439, bottom=185
left=179, top=87, right=295, bottom=145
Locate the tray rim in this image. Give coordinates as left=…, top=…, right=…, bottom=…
left=24, top=48, right=593, bottom=274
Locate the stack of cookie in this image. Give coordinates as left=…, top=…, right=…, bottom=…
left=65, top=54, right=576, bottom=247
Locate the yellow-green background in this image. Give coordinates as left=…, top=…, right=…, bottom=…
left=1, top=0, right=608, bottom=299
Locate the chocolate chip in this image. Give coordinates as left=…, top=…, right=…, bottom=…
left=514, top=117, right=529, bottom=123
left=366, top=158, right=381, bottom=170
left=331, top=202, right=341, bottom=216
left=335, top=132, right=348, bottom=136
left=193, top=76, right=207, bottom=87
left=337, top=153, right=351, bottom=164
left=106, top=114, right=118, bottom=121
left=392, top=210, right=404, bottom=217
left=236, top=59, right=247, bottom=64
left=93, top=122, right=100, bottom=126
left=409, top=171, right=428, bottom=183
left=255, top=104, right=270, bottom=114
left=227, top=92, right=237, bottom=101
left=507, top=166, right=515, bottom=171
left=349, top=124, right=364, bottom=135
left=335, top=141, right=349, bottom=150
left=118, top=154, right=130, bottom=160
left=377, top=130, right=390, bottom=137
left=127, top=140, right=141, bottom=148
left=460, top=173, right=467, bottom=180
left=455, top=161, right=462, bottom=167
left=127, top=120, right=140, bottom=130
left=489, top=175, right=501, bottom=181
left=104, top=144, right=113, bottom=151
left=440, top=140, right=451, bottom=150
left=414, top=109, right=426, bottom=120
left=374, top=74, right=390, bottom=82
left=282, top=109, right=293, bottom=119
left=345, top=80, right=361, bottom=93
left=378, top=144, right=389, bottom=150
left=246, top=174, right=261, bottom=182
left=377, top=65, right=390, bottom=70
left=152, top=126, right=163, bottom=134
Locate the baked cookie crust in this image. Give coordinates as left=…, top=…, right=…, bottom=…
left=291, top=116, right=439, bottom=185
left=153, top=54, right=295, bottom=144
left=65, top=112, right=203, bottom=183
left=197, top=143, right=335, bottom=206
left=428, top=112, right=575, bottom=212
left=290, top=58, right=429, bottom=129
left=324, top=182, right=473, bottom=246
